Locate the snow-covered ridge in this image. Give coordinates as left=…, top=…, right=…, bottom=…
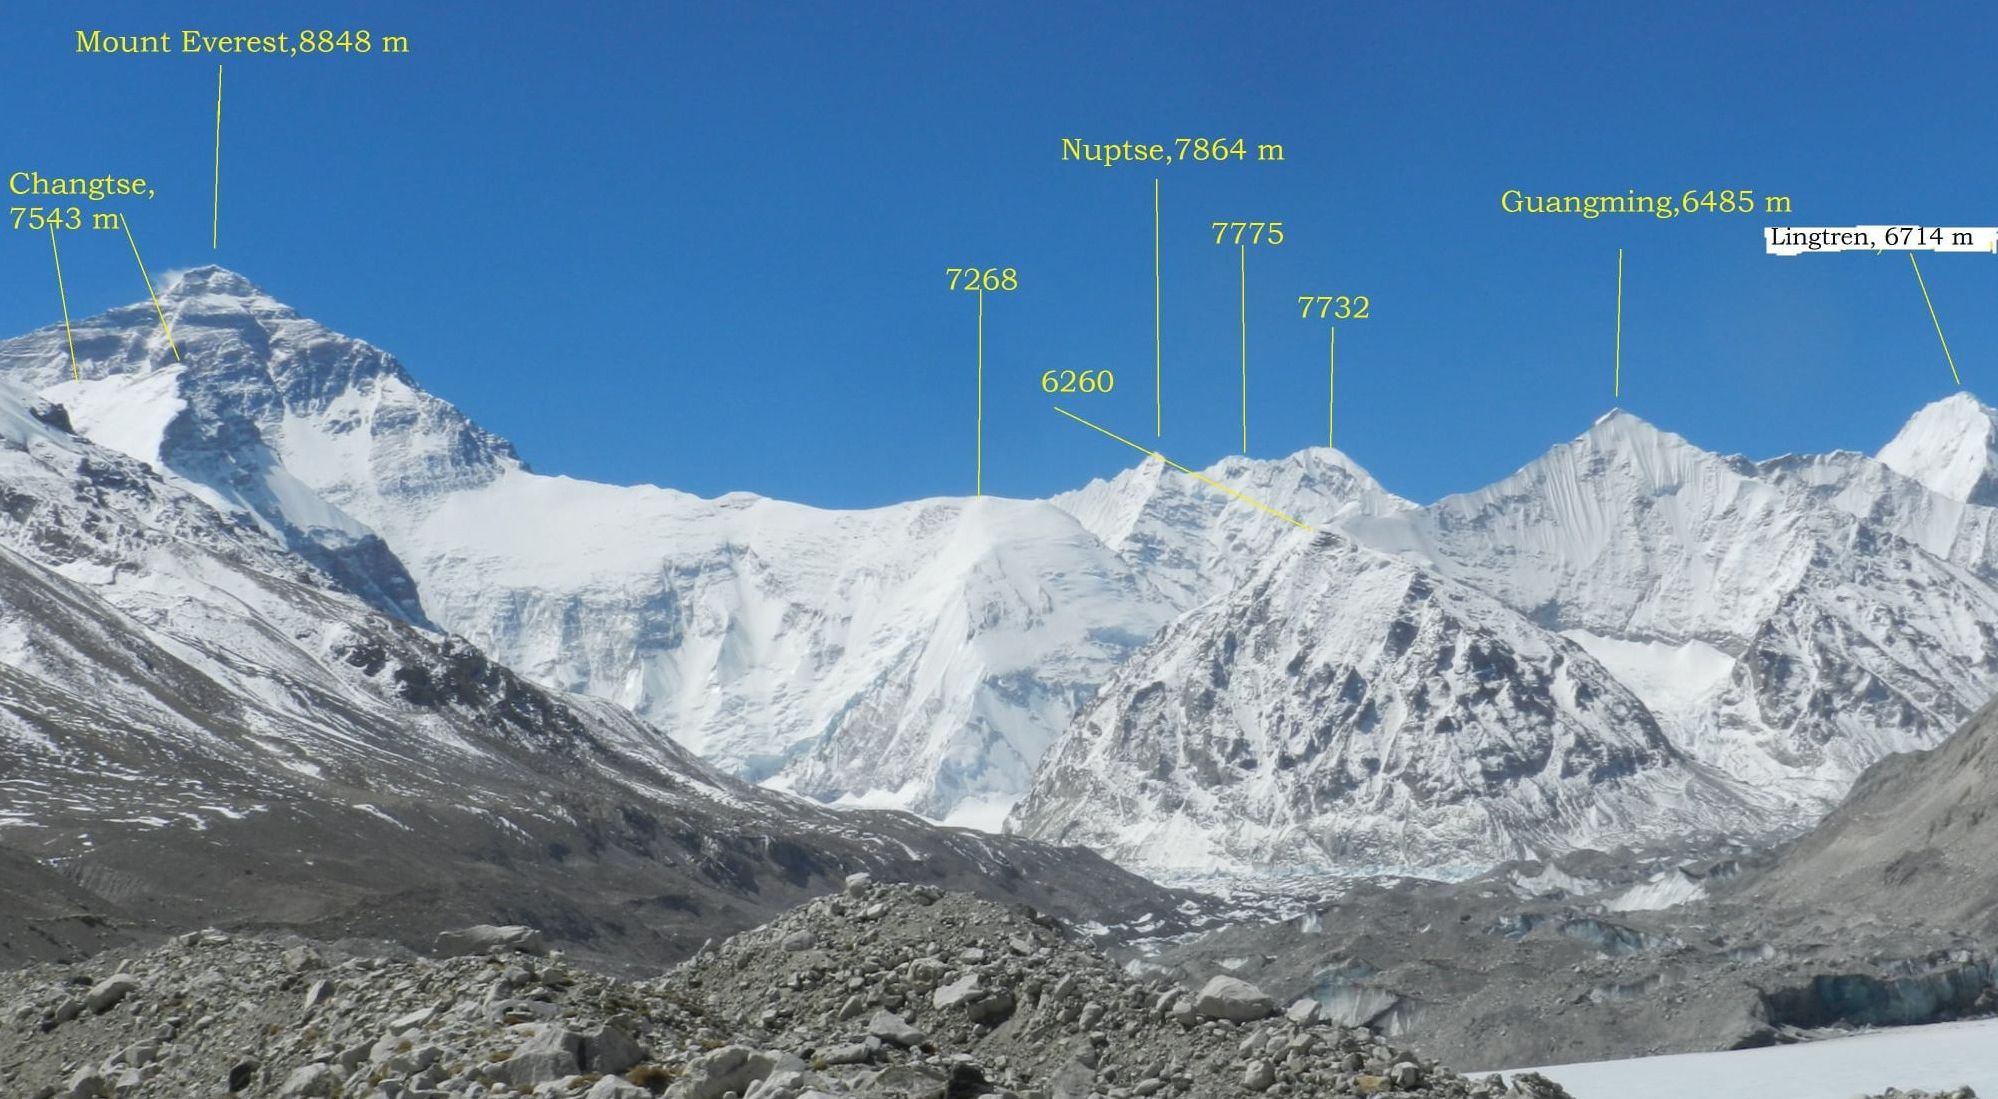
left=4, top=268, right=1995, bottom=879
left=1021, top=390, right=1998, bottom=872
left=0, top=269, right=1390, bottom=822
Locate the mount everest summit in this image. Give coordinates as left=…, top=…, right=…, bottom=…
left=4, top=266, right=1997, bottom=879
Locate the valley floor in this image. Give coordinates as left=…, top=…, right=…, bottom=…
left=1480, top=1017, right=1998, bottom=1099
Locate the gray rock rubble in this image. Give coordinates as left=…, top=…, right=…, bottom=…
left=0, top=882, right=1573, bottom=1098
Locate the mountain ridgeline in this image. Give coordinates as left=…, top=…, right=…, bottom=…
left=4, top=266, right=1997, bottom=880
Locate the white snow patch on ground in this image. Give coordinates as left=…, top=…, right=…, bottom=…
left=273, top=757, right=324, bottom=780
left=822, top=784, right=922, bottom=814
left=807, top=784, right=1015, bottom=835
left=44, top=367, right=186, bottom=468
left=353, top=803, right=410, bottom=830
left=1481, top=1018, right=1998, bottom=1099
left=937, top=794, right=1017, bottom=834
left=1562, top=630, right=1735, bottom=720
left=1603, top=872, right=1707, bottom=912
left=51, top=560, right=121, bottom=586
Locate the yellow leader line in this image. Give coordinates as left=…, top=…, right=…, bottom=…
left=1239, top=243, right=1248, bottom=452
left=48, top=227, right=79, bottom=381
left=1153, top=177, right=1161, bottom=437
left=1052, top=405, right=1312, bottom=531
left=1614, top=247, right=1624, bottom=398
left=1328, top=326, right=1336, bottom=449
left=213, top=65, right=223, bottom=249
left=120, top=214, right=181, bottom=361
left=1908, top=252, right=1963, bottom=385
left=976, top=287, right=984, bottom=496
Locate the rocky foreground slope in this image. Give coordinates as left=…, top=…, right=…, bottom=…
left=0, top=879, right=1571, bottom=1099
left=1145, top=851, right=1997, bottom=1072
left=1746, top=697, right=1998, bottom=940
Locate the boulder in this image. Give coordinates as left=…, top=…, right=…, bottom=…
left=866, top=1009, right=925, bottom=1048
left=965, top=988, right=1016, bottom=1025
left=387, top=1005, right=438, bottom=1030
left=1048, top=1056, right=1098, bottom=1099
left=83, top=974, right=139, bottom=1014
left=274, top=1063, right=341, bottom=1098
left=933, top=973, right=984, bottom=1011
left=300, top=978, right=336, bottom=1013
left=820, top=1041, right=873, bottom=1065
left=664, top=1045, right=783, bottom=1099
left=435, top=924, right=546, bottom=956
left=115, top=1039, right=159, bottom=1068
left=280, top=946, right=322, bottom=973
left=1193, top=975, right=1276, bottom=1022
left=582, top=1022, right=647, bottom=1074
left=61, top=1068, right=105, bottom=1099
left=493, top=1025, right=582, bottom=1087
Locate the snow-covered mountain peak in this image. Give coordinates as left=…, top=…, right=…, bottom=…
left=1411, top=406, right=1752, bottom=538
left=1345, top=406, right=1822, bottom=655
left=0, top=274, right=531, bottom=624
left=1051, top=443, right=1409, bottom=606
left=160, top=264, right=279, bottom=306
left=1391, top=407, right=1775, bottom=551
left=1204, top=446, right=1411, bottom=516
left=1573, top=406, right=1721, bottom=467
left=1878, top=390, right=1998, bottom=506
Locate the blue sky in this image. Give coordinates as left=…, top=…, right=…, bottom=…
left=3, top=2, right=1994, bottom=507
